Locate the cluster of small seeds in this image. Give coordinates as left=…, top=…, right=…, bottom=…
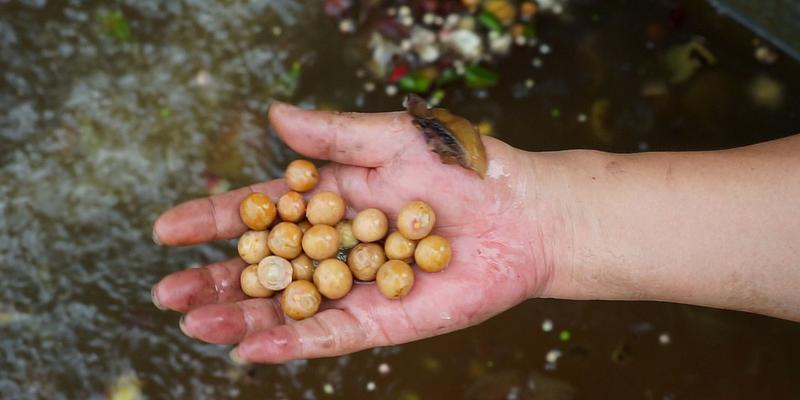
left=237, top=160, right=451, bottom=320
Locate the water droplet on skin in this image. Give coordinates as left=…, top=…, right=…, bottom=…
left=486, top=160, right=510, bottom=179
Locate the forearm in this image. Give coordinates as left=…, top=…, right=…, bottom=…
left=534, top=135, right=800, bottom=320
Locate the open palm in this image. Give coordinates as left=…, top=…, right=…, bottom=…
left=152, top=102, right=552, bottom=363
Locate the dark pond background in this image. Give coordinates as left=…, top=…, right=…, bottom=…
left=1, top=0, right=799, bottom=398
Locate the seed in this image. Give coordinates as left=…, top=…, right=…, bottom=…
left=281, top=280, right=321, bottom=320
left=352, top=208, right=389, bottom=243
left=237, top=230, right=271, bottom=264
left=306, top=191, right=346, bottom=225
left=239, top=193, right=277, bottom=230
left=267, top=222, right=303, bottom=259
left=376, top=260, right=414, bottom=299
left=302, top=224, right=340, bottom=260
left=240, top=264, right=274, bottom=298
left=298, top=220, right=312, bottom=233
left=291, top=254, right=315, bottom=281
left=256, top=256, right=293, bottom=290
left=384, top=231, right=417, bottom=260
left=313, top=259, right=353, bottom=299
left=277, top=191, right=306, bottom=222
left=396, top=200, right=436, bottom=240
left=285, top=160, right=319, bottom=192
left=347, top=243, right=386, bottom=281
left=414, top=235, right=451, bottom=272
left=336, top=220, right=359, bottom=249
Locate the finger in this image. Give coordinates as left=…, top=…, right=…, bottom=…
left=180, top=298, right=284, bottom=344
left=153, top=180, right=288, bottom=246
left=268, top=101, right=419, bottom=168
left=151, top=258, right=248, bottom=312
left=231, top=308, right=370, bottom=364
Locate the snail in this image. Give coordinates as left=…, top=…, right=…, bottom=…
left=404, top=94, right=488, bottom=178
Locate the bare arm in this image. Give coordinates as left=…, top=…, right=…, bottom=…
left=151, top=103, right=799, bottom=364
left=537, top=135, right=800, bottom=320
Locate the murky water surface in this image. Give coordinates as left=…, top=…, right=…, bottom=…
left=1, top=0, right=799, bottom=398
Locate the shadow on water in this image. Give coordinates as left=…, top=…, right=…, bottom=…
left=1, top=0, right=799, bottom=398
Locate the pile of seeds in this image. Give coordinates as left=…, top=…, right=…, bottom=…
left=237, top=160, right=452, bottom=320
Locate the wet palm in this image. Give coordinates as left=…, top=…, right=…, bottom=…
left=152, top=102, right=551, bottom=363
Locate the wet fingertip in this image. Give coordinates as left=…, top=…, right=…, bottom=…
left=229, top=347, right=249, bottom=366
left=151, top=285, right=166, bottom=311
left=151, top=225, right=163, bottom=246
left=179, top=315, right=193, bottom=338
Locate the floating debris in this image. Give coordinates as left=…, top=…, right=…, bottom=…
left=589, top=98, right=613, bottom=143
left=326, top=0, right=546, bottom=96
left=749, top=74, right=784, bottom=109
left=545, top=348, right=562, bottom=364
left=107, top=372, right=143, bottom=400
left=378, top=362, right=391, bottom=375
left=558, top=330, right=571, bottom=342
left=752, top=39, right=779, bottom=64
left=658, top=333, right=672, bottom=346
left=611, top=343, right=633, bottom=365
left=665, top=37, right=716, bottom=84
left=322, top=383, right=334, bottom=395
left=541, top=318, right=553, bottom=332
left=405, top=94, right=488, bottom=178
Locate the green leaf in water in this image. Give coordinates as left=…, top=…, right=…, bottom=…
left=159, top=107, right=172, bottom=118
left=276, top=61, right=303, bottom=97
left=436, top=68, right=459, bottom=86
left=100, top=10, right=131, bottom=42
left=559, top=330, right=571, bottom=342
left=477, top=11, right=503, bottom=32
left=523, top=24, right=537, bottom=39
left=398, top=72, right=432, bottom=93
left=429, top=89, right=446, bottom=105
left=464, top=65, right=499, bottom=89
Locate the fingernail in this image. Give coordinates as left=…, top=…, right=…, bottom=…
left=179, top=315, right=193, bottom=338
left=229, top=348, right=249, bottom=366
left=152, top=226, right=162, bottom=246
left=151, top=286, right=166, bottom=310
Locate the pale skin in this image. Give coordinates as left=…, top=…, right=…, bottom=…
left=151, top=102, right=800, bottom=364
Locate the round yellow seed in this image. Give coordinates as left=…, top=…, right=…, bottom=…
left=376, top=260, right=415, bottom=299
left=277, top=191, right=306, bottom=222
left=313, top=259, right=353, bottom=299
left=352, top=208, right=389, bottom=243
left=256, top=256, right=293, bottom=291
left=302, top=224, right=340, bottom=260
left=384, top=231, right=417, bottom=260
left=285, top=160, right=319, bottom=192
left=347, top=243, right=386, bottom=281
left=396, top=200, right=436, bottom=240
left=414, top=235, right=452, bottom=273
left=239, top=192, right=277, bottom=231
left=267, top=222, right=303, bottom=259
left=240, top=264, right=274, bottom=298
left=306, top=191, right=346, bottom=225
left=237, top=230, right=271, bottom=264
left=336, top=220, right=359, bottom=249
left=291, top=254, right=315, bottom=281
left=281, top=280, right=321, bottom=320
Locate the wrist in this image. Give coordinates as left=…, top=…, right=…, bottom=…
left=521, top=149, right=625, bottom=301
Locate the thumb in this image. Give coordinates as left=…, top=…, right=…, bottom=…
left=268, top=101, right=419, bottom=168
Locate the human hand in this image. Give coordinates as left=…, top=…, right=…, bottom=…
left=151, top=102, right=558, bottom=363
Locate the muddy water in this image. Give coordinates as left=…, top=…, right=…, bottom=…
left=1, top=0, right=799, bottom=399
